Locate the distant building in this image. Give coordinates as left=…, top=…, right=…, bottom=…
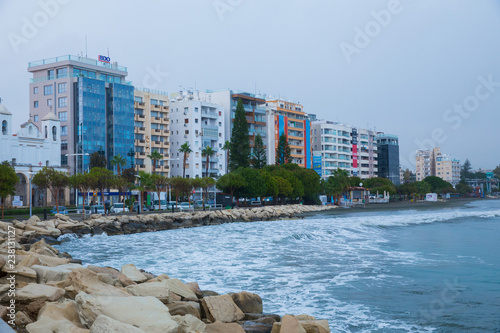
left=376, top=134, right=400, bottom=185
left=28, top=55, right=135, bottom=175
left=265, top=99, right=311, bottom=168
left=169, top=90, right=226, bottom=178
left=0, top=102, right=68, bottom=207
left=416, top=147, right=460, bottom=186
left=133, top=88, right=170, bottom=176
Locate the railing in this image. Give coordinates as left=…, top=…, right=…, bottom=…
left=29, top=55, right=128, bottom=71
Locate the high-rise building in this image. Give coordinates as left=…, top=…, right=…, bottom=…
left=204, top=89, right=267, bottom=157
left=415, top=147, right=460, bottom=186
left=133, top=88, right=170, bottom=176
left=311, top=120, right=379, bottom=179
left=265, top=99, right=311, bottom=168
left=28, top=55, right=135, bottom=174
left=169, top=91, right=226, bottom=178
left=376, top=134, right=400, bottom=185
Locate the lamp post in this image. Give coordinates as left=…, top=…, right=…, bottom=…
left=65, top=152, right=89, bottom=205
left=27, top=172, right=34, bottom=217
left=135, top=174, right=141, bottom=215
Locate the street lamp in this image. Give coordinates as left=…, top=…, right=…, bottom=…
left=27, top=172, right=34, bottom=217
left=65, top=152, right=89, bottom=205
left=135, top=174, right=142, bottom=215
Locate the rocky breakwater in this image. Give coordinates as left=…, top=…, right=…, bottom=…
left=2, top=204, right=336, bottom=244
left=0, top=238, right=331, bottom=332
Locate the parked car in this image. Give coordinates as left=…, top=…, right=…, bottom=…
left=153, top=200, right=167, bottom=210
left=132, top=203, right=149, bottom=213
left=110, top=203, right=129, bottom=213
left=51, top=206, right=68, bottom=214
left=179, top=202, right=192, bottom=210
left=90, top=205, right=105, bottom=214
left=76, top=205, right=91, bottom=214
left=193, top=200, right=204, bottom=209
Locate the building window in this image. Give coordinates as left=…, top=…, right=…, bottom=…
left=151, top=99, right=159, bottom=105
left=58, top=82, right=67, bottom=93
left=52, top=126, right=57, bottom=141
left=56, top=68, right=67, bottom=78
left=48, top=69, right=54, bottom=80
left=134, top=96, right=143, bottom=103
left=34, top=101, right=39, bottom=108
left=195, top=107, right=199, bottom=113
left=61, top=154, right=68, bottom=165
left=47, top=99, right=53, bottom=107
left=33, top=87, right=38, bottom=94
left=195, top=119, right=199, bottom=123
left=34, top=115, right=39, bottom=122
left=1, top=120, right=7, bottom=135
left=61, top=126, right=67, bottom=136
left=44, top=85, right=53, bottom=95
left=185, top=119, right=189, bottom=123
left=61, top=140, right=68, bottom=150
left=58, top=112, right=67, bottom=122
left=58, top=97, right=67, bottom=108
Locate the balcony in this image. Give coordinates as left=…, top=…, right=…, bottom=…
left=201, top=110, right=218, bottom=119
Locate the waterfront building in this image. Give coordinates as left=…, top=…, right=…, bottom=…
left=0, top=102, right=69, bottom=207
left=265, top=99, right=311, bottom=168
left=376, top=134, right=400, bottom=185
left=133, top=88, right=170, bottom=176
left=28, top=55, right=135, bottom=175
left=169, top=90, right=226, bottom=178
left=415, top=147, right=460, bottom=186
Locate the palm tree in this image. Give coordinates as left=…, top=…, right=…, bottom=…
left=110, top=154, right=126, bottom=176
left=147, top=150, right=163, bottom=174
left=222, top=140, right=230, bottom=174
left=202, top=145, right=215, bottom=177
left=179, top=142, right=193, bottom=178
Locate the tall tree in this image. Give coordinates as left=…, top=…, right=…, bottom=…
left=32, top=167, right=69, bottom=213
left=87, top=167, right=114, bottom=205
left=461, top=159, right=473, bottom=180
left=0, top=161, right=18, bottom=219
left=69, top=173, right=93, bottom=215
left=216, top=172, right=246, bottom=205
left=324, top=168, right=351, bottom=205
left=275, top=133, right=291, bottom=165
left=229, top=98, right=250, bottom=171
left=110, top=154, right=126, bottom=176
left=252, top=134, right=267, bottom=169
left=222, top=140, right=231, bottom=174
left=179, top=142, right=193, bottom=178
left=147, top=150, right=163, bottom=174
left=200, top=177, right=216, bottom=208
left=202, top=145, right=215, bottom=177
left=493, top=165, right=500, bottom=179
left=89, top=151, right=106, bottom=169
left=150, top=173, right=167, bottom=210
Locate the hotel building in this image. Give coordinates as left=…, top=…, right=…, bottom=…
left=376, top=134, right=400, bottom=185
left=416, top=147, right=460, bottom=186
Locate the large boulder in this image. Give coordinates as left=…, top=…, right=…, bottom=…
left=171, top=314, right=206, bottom=333
left=75, top=292, right=178, bottom=333
left=125, top=280, right=171, bottom=303
left=299, top=320, right=330, bottom=333
left=90, top=315, right=145, bottom=333
left=36, top=299, right=84, bottom=328
left=87, top=265, right=136, bottom=287
left=26, top=316, right=89, bottom=333
left=231, top=291, right=263, bottom=314
left=120, top=264, right=147, bottom=283
left=205, top=321, right=245, bottom=333
left=162, top=278, right=198, bottom=301
left=201, top=294, right=245, bottom=323
left=271, top=315, right=306, bottom=333
left=32, top=264, right=83, bottom=284
left=58, top=268, right=130, bottom=299
left=17, top=251, right=71, bottom=267
left=29, top=239, right=59, bottom=257
left=166, top=302, right=201, bottom=319
left=6, top=283, right=65, bottom=318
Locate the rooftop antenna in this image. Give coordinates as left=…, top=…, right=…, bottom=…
left=107, top=47, right=109, bottom=58
left=85, top=35, right=88, bottom=57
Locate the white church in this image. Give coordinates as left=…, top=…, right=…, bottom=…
left=0, top=102, right=69, bottom=208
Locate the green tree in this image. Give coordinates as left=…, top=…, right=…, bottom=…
left=32, top=167, right=69, bottom=213
left=147, top=150, right=163, bottom=174
left=202, top=146, right=216, bottom=177
left=461, top=159, right=473, bottom=180
left=297, top=167, right=322, bottom=204
left=87, top=167, right=114, bottom=205
left=252, top=134, right=267, bottom=169
left=415, top=181, right=432, bottom=197
left=493, top=165, right=500, bottom=179
left=121, top=168, right=136, bottom=184
left=274, top=176, right=293, bottom=204
left=179, top=142, right=193, bottom=178
left=135, top=171, right=153, bottom=210
left=456, top=182, right=473, bottom=196
left=234, top=167, right=267, bottom=200
left=200, top=177, right=216, bottom=208
left=89, top=151, right=106, bottom=169
left=275, top=133, right=291, bottom=165
left=69, top=173, right=93, bottom=215
left=423, top=176, right=454, bottom=194
left=403, top=169, right=413, bottom=183
left=349, top=176, right=363, bottom=187
left=324, top=168, right=351, bottom=204
left=260, top=170, right=278, bottom=203
left=222, top=140, right=231, bottom=174
left=365, top=177, right=397, bottom=196
left=110, top=154, right=126, bottom=176
left=171, top=176, right=191, bottom=205
left=0, top=161, right=18, bottom=219
left=216, top=172, right=245, bottom=205
left=229, top=98, right=251, bottom=171
left=398, top=182, right=418, bottom=197
left=150, top=173, right=167, bottom=210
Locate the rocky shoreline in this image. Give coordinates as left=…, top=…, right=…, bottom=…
left=0, top=205, right=334, bottom=332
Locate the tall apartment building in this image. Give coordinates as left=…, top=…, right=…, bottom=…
left=415, top=147, right=460, bottom=186
left=311, top=120, right=378, bottom=179
left=28, top=55, right=134, bottom=174
left=169, top=91, right=226, bottom=178
left=376, top=134, right=400, bottom=185
left=204, top=89, right=267, bottom=155
left=265, top=99, right=311, bottom=168
left=133, top=88, right=170, bottom=175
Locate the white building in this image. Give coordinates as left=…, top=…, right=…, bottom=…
left=310, top=120, right=378, bottom=179
left=169, top=91, right=226, bottom=178
left=0, top=102, right=68, bottom=207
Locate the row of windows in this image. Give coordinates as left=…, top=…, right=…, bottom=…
left=33, top=97, right=67, bottom=109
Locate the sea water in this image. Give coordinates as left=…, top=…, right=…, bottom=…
left=56, top=200, right=500, bottom=332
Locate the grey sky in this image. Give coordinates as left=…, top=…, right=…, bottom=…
left=1, top=0, right=498, bottom=170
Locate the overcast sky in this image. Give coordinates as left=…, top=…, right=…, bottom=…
left=1, top=0, right=499, bottom=170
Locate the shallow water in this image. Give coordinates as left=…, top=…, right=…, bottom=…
left=56, top=200, right=500, bottom=332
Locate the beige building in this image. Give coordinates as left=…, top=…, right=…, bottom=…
left=415, top=147, right=460, bottom=186
left=133, top=88, right=170, bottom=176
